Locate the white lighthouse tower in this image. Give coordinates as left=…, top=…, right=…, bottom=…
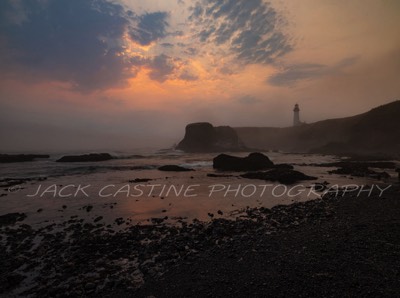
left=293, top=104, right=300, bottom=126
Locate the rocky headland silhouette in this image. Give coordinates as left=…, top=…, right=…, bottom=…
left=177, top=101, right=400, bottom=158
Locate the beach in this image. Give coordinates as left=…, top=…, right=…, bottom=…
left=1, top=150, right=399, bottom=297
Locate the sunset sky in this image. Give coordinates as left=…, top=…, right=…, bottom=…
left=1, top=0, right=399, bottom=151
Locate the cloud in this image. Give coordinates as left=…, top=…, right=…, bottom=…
left=160, top=43, right=174, bottom=48
left=268, top=63, right=327, bottom=87
left=0, top=0, right=174, bottom=92
left=268, top=56, right=359, bottom=86
left=189, top=0, right=292, bottom=65
left=179, top=70, right=199, bottom=81
left=148, top=55, right=176, bottom=82
left=129, top=12, right=169, bottom=46
left=184, top=47, right=198, bottom=56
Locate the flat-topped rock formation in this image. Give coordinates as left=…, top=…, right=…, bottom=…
left=176, top=122, right=246, bottom=153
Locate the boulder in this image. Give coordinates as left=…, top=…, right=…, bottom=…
left=176, top=122, right=245, bottom=152
left=213, top=152, right=274, bottom=171
left=56, top=153, right=113, bottom=162
left=158, top=165, right=194, bottom=172
left=0, top=213, right=27, bottom=227
left=241, top=169, right=317, bottom=185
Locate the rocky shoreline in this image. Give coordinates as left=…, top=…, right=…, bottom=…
left=1, top=182, right=399, bottom=297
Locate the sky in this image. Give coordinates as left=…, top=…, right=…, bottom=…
left=0, top=0, right=399, bottom=151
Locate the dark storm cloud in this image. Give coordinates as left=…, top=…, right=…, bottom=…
left=129, top=12, right=169, bottom=46
left=0, top=0, right=172, bottom=91
left=189, top=0, right=292, bottom=65
left=268, top=57, right=359, bottom=86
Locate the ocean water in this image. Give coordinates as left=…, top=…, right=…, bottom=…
left=0, top=149, right=394, bottom=227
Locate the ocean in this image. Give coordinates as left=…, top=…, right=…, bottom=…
left=0, top=149, right=393, bottom=227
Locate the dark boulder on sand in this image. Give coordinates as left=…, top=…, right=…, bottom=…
left=158, top=165, right=194, bottom=172
left=56, top=153, right=113, bottom=162
left=213, top=152, right=274, bottom=171
left=241, top=168, right=317, bottom=185
left=176, top=122, right=246, bottom=152
left=0, top=213, right=26, bottom=227
left=0, top=154, right=49, bottom=163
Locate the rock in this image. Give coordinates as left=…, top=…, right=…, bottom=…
left=158, top=165, right=194, bottom=172
left=328, top=162, right=392, bottom=179
left=94, top=216, right=103, bottom=223
left=176, top=122, right=246, bottom=152
left=274, top=164, right=294, bottom=170
left=241, top=169, right=317, bottom=185
left=83, top=205, right=93, bottom=212
left=0, top=178, right=32, bottom=188
left=85, top=282, right=96, bottom=292
left=151, top=217, right=164, bottom=224
left=0, top=154, right=49, bottom=163
left=129, top=178, right=152, bottom=183
left=0, top=213, right=27, bottom=226
left=56, top=153, right=113, bottom=162
left=213, top=152, right=274, bottom=171
left=115, top=218, right=125, bottom=225
left=207, top=173, right=235, bottom=178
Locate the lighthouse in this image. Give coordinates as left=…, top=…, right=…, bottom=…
left=293, top=104, right=300, bottom=126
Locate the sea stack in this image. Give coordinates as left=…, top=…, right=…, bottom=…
left=176, top=122, right=246, bottom=153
